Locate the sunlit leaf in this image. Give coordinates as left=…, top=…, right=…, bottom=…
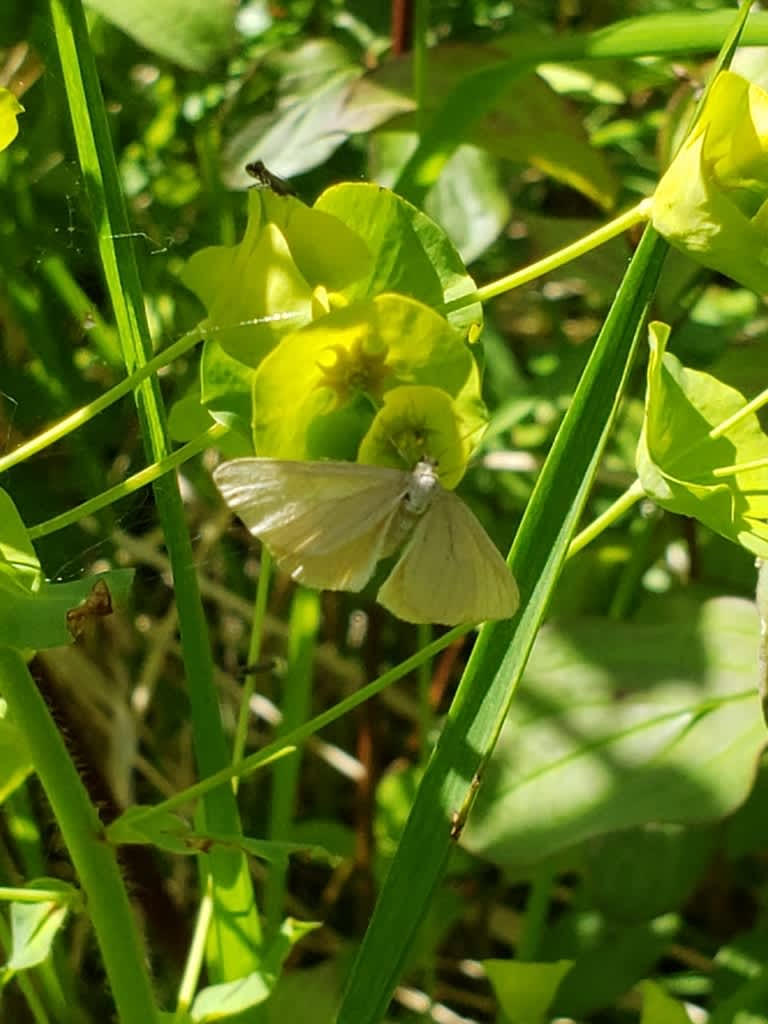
left=222, top=40, right=364, bottom=185
left=653, top=70, right=768, bottom=293
left=465, top=596, right=766, bottom=866
left=639, top=980, right=695, bottom=1023
left=84, top=0, right=235, bottom=71
left=637, top=321, right=768, bottom=556
left=5, top=880, right=75, bottom=971
left=359, top=46, right=618, bottom=210
left=190, top=918, right=320, bottom=1021
left=314, top=182, right=483, bottom=333
left=483, top=959, right=573, bottom=1024
left=181, top=187, right=370, bottom=368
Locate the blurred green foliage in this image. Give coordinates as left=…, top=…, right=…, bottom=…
left=2, top=2, right=768, bottom=1023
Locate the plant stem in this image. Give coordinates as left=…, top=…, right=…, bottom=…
left=27, top=424, right=227, bottom=540
left=232, top=549, right=273, bottom=771
left=412, top=0, right=429, bottom=137
left=709, top=387, right=768, bottom=439
left=444, top=200, right=651, bottom=313
left=264, top=588, right=321, bottom=934
left=48, top=0, right=261, bottom=977
left=107, top=625, right=469, bottom=836
left=417, top=622, right=433, bottom=764
left=713, top=456, right=768, bottom=478
left=0, top=328, right=203, bottom=476
left=517, top=864, right=556, bottom=962
left=0, top=648, right=158, bottom=1023
left=567, top=479, right=646, bottom=558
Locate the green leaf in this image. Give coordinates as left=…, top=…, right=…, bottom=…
left=106, top=807, right=194, bottom=854
left=483, top=959, right=573, bottom=1024
left=222, top=40, right=364, bottom=185
left=464, top=597, right=765, bottom=867
left=639, top=980, right=695, bottom=1024
left=0, top=565, right=134, bottom=652
left=584, top=824, right=715, bottom=924
left=199, top=341, right=256, bottom=442
left=637, top=321, right=768, bottom=556
left=168, top=391, right=216, bottom=442
left=109, top=809, right=336, bottom=866
left=336, top=211, right=669, bottom=1024
left=266, top=961, right=343, bottom=1024
left=367, top=48, right=618, bottom=209
left=190, top=918, right=320, bottom=1021
left=549, top=912, right=680, bottom=1016
left=0, top=697, right=32, bottom=803
left=425, top=144, right=512, bottom=264
left=251, top=294, right=486, bottom=461
left=314, top=183, right=482, bottom=334
left=4, top=879, right=75, bottom=971
left=84, top=0, right=235, bottom=71
left=652, top=71, right=768, bottom=294
left=392, top=12, right=768, bottom=207
left=725, top=757, right=768, bottom=859
left=372, top=134, right=512, bottom=264
left=0, top=489, right=42, bottom=597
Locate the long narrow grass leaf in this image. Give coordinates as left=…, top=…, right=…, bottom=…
left=337, top=227, right=669, bottom=1023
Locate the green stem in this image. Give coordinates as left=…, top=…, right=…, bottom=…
left=710, top=387, right=768, bottom=439
left=0, top=648, right=157, bottom=1023
left=412, top=0, right=429, bottom=137
left=417, top=622, right=433, bottom=764
left=445, top=201, right=651, bottom=313
left=264, top=588, right=321, bottom=934
left=567, top=479, right=646, bottom=558
left=106, top=625, right=469, bottom=837
left=27, top=424, right=227, bottom=540
left=516, top=864, right=556, bottom=962
left=0, top=887, right=75, bottom=904
left=232, top=549, right=273, bottom=771
left=713, top=455, right=768, bottom=478
left=50, top=0, right=261, bottom=977
left=0, top=328, right=203, bottom=476
left=174, top=878, right=214, bottom=1020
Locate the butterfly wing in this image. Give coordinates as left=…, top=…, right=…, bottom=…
left=213, top=458, right=409, bottom=591
left=377, top=488, right=519, bottom=625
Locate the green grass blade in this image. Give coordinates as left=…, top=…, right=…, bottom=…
left=48, top=0, right=261, bottom=979
left=0, top=648, right=159, bottom=1024
left=336, top=228, right=669, bottom=1023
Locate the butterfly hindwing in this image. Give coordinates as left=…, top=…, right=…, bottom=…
left=377, top=488, right=518, bottom=625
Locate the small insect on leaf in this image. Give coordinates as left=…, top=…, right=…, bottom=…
left=213, top=457, right=518, bottom=626
left=244, top=160, right=296, bottom=197
left=65, top=579, right=113, bottom=640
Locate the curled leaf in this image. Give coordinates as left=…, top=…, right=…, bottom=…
left=637, top=321, right=768, bottom=555
left=653, top=71, right=768, bottom=293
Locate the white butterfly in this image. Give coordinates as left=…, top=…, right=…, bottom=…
left=213, top=458, right=519, bottom=625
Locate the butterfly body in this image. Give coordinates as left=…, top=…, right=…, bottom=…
left=213, top=457, right=518, bottom=625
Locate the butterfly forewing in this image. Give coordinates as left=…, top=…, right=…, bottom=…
left=214, top=458, right=411, bottom=591
left=377, top=489, right=519, bottom=625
